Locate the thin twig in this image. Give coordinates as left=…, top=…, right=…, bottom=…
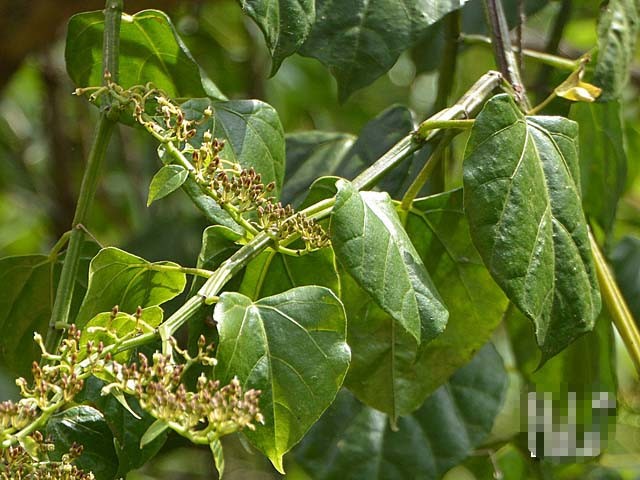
left=483, top=0, right=531, bottom=110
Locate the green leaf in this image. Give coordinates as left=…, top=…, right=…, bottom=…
left=182, top=99, right=286, bottom=196
left=75, top=247, right=187, bottom=328
left=179, top=176, right=242, bottom=230
left=147, top=165, right=189, bottom=206
left=342, top=191, right=507, bottom=417
left=210, top=438, right=225, bottom=478
left=282, top=106, right=422, bottom=205
left=299, top=0, right=471, bottom=100
left=611, top=236, right=640, bottom=320
left=65, top=9, right=225, bottom=100
left=294, top=344, right=507, bottom=480
left=411, top=0, right=548, bottom=74
left=593, top=0, right=639, bottom=101
left=339, top=274, right=430, bottom=418
left=76, top=377, right=168, bottom=477
left=331, top=179, right=448, bottom=344
left=239, top=247, right=340, bottom=300
left=46, top=406, right=119, bottom=480
left=282, top=131, right=355, bottom=205
left=506, top=306, right=616, bottom=394
left=240, top=0, right=315, bottom=74
left=79, top=306, right=163, bottom=362
left=0, top=244, right=96, bottom=377
left=214, top=286, right=350, bottom=473
left=404, top=189, right=508, bottom=393
left=338, top=105, right=421, bottom=197
left=505, top=306, right=616, bottom=460
left=140, top=419, right=170, bottom=449
left=570, top=101, right=627, bottom=234
left=463, top=94, right=601, bottom=361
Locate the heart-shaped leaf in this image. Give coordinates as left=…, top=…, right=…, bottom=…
left=66, top=9, right=224, bottom=100
left=463, top=94, right=601, bottom=361
left=214, top=286, right=350, bottom=472
left=147, top=165, right=189, bottom=206
left=331, top=179, right=448, bottom=344
left=75, top=247, right=187, bottom=328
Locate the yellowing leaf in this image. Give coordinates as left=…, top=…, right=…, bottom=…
left=555, top=65, right=602, bottom=103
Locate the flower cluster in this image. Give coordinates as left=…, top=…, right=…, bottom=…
left=107, top=336, right=263, bottom=442
left=2, top=432, right=93, bottom=480
left=1, top=322, right=263, bottom=474
left=75, top=77, right=331, bottom=252
left=18, top=327, right=87, bottom=408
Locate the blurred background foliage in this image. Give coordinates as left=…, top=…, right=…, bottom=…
left=1, top=0, right=640, bottom=478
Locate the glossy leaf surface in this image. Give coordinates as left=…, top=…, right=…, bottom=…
left=295, top=344, right=507, bottom=480
left=463, top=94, right=601, bottom=361
left=593, top=0, right=639, bottom=101
left=331, top=179, right=448, bottom=344
left=46, top=406, right=119, bottom=480
left=214, top=286, right=350, bottom=472
left=240, top=0, right=315, bottom=73
left=65, top=10, right=224, bottom=100
left=299, top=0, right=470, bottom=100
left=147, top=165, right=189, bottom=206
left=182, top=99, right=285, bottom=196
left=75, top=247, right=186, bottom=328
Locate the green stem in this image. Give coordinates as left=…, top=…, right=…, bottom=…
left=483, top=0, right=531, bottom=110
left=103, top=0, right=123, bottom=115
left=45, top=117, right=116, bottom=353
left=461, top=34, right=579, bottom=71
left=145, top=263, right=214, bottom=278
left=415, top=119, right=474, bottom=139
left=590, top=231, right=640, bottom=374
left=44, top=0, right=123, bottom=353
left=48, top=231, right=71, bottom=259
left=158, top=233, right=272, bottom=351
left=353, top=71, right=501, bottom=191
left=115, top=71, right=504, bottom=355
left=400, top=133, right=453, bottom=211
left=528, top=91, right=557, bottom=115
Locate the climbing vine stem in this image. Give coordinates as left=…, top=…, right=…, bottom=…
left=44, top=0, right=123, bottom=354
